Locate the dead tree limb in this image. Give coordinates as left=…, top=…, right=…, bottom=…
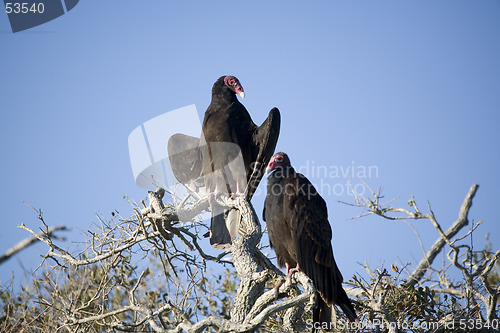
left=0, top=225, right=67, bottom=265
left=18, top=187, right=317, bottom=332
left=403, top=184, right=479, bottom=287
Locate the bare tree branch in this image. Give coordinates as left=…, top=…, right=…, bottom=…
left=15, top=188, right=319, bottom=333
left=0, top=225, right=67, bottom=265
left=11, top=183, right=498, bottom=332
left=404, top=184, right=479, bottom=287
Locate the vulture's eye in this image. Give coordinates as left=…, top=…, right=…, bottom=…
left=276, top=157, right=283, bottom=162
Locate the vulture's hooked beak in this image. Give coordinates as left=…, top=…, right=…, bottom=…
left=265, top=162, right=275, bottom=175
left=237, top=91, right=245, bottom=99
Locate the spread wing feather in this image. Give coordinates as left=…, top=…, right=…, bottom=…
left=246, top=107, right=281, bottom=200
left=167, top=133, right=204, bottom=193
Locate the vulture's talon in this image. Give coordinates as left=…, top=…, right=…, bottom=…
left=273, top=277, right=286, bottom=299
left=286, top=264, right=300, bottom=284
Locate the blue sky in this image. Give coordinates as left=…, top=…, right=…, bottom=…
left=1, top=1, right=499, bottom=287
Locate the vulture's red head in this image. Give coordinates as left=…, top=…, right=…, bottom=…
left=224, top=76, right=245, bottom=98
left=266, top=152, right=291, bottom=174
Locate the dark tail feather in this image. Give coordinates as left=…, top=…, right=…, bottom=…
left=335, top=287, right=357, bottom=322
left=209, top=210, right=232, bottom=249
left=312, top=297, right=332, bottom=332
left=209, top=208, right=240, bottom=250
left=312, top=293, right=357, bottom=332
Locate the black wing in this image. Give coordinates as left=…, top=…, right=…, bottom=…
left=245, top=107, right=280, bottom=200
left=284, top=174, right=357, bottom=322
left=167, top=133, right=204, bottom=193
left=263, top=173, right=297, bottom=268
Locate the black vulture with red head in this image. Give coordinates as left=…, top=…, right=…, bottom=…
left=263, top=152, right=357, bottom=330
left=168, top=76, right=280, bottom=248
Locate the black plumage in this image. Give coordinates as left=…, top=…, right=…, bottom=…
left=168, top=75, right=280, bottom=248
left=263, top=152, right=357, bottom=330
left=168, top=133, right=204, bottom=195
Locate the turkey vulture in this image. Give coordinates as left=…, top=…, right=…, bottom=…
left=263, top=152, right=357, bottom=330
left=168, top=75, right=280, bottom=248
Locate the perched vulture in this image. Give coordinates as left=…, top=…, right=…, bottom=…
left=263, top=152, right=357, bottom=330
left=168, top=75, right=280, bottom=248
